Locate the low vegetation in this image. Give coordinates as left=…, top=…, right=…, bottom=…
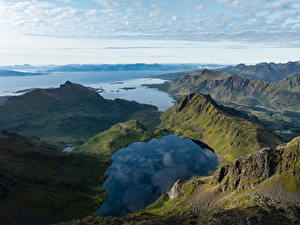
left=148, top=69, right=300, bottom=140
left=58, top=137, right=300, bottom=225
left=159, top=93, right=281, bottom=164
left=0, top=81, right=160, bottom=148
left=0, top=120, right=168, bottom=225
left=0, top=81, right=298, bottom=225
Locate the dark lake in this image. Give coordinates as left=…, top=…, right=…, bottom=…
left=97, top=135, right=218, bottom=217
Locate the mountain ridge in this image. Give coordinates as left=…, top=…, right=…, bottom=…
left=0, top=81, right=160, bottom=147
left=149, top=69, right=300, bottom=139
left=159, top=93, right=282, bottom=163
left=216, top=61, right=300, bottom=81
left=0, top=69, right=41, bottom=76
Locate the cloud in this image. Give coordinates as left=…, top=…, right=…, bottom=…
left=265, top=1, right=290, bottom=10
left=93, top=0, right=120, bottom=8
left=217, top=0, right=240, bottom=8
left=163, top=153, right=173, bottom=166
left=87, top=9, right=97, bottom=16
left=0, top=0, right=299, bottom=49
left=196, top=4, right=204, bottom=10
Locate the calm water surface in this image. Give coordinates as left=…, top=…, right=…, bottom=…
left=98, top=135, right=218, bottom=217
left=0, top=70, right=177, bottom=111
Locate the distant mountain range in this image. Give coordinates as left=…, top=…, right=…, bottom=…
left=216, top=61, right=300, bottom=81
left=1, top=61, right=299, bottom=81
left=46, top=63, right=214, bottom=72
left=0, top=69, right=41, bottom=77
left=0, top=63, right=224, bottom=73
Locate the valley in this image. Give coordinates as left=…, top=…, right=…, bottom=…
left=0, top=62, right=299, bottom=225
left=2, top=0, right=299, bottom=224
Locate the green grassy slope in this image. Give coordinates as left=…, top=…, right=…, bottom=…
left=0, top=80, right=293, bottom=225
left=0, top=121, right=168, bottom=225
left=0, top=130, right=109, bottom=225
left=58, top=136, right=300, bottom=225
left=150, top=70, right=300, bottom=140
left=159, top=93, right=282, bottom=164
left=75, top=120, right=168, bottom=156
left=0, top=81, right=160, bottom=147
left=143, top=136, right=300, bottom=224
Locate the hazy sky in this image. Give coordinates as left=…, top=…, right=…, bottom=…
left=0, top=0, right=299, bottom=65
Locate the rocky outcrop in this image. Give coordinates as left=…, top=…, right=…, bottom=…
left=167, top=179, right=182, bottom=199
left=156, top=137, right=300, bottom=224
left=213, top=147, right=282, bottom=191
left=213, top=137, right=300, bottom=192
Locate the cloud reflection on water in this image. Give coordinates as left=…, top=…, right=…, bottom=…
left=98, top=135, right=218, bottom=216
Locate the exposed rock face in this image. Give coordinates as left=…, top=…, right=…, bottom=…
left=168, top=179, right=182, bottom=199
left=213, top=138, right=299, bottom=193
left=213, top=147, right=282, bottom=191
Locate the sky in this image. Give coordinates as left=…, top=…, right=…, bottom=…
left=0, top=0, right=299, bottom=65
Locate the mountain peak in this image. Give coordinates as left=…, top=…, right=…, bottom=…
left=174, top=93, right=215, bottom=113
left=63, top=80, right=73, bottom=86
left=161, top=94, right=281, bottom=163
left=60, top=80, right=81, bottom=89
